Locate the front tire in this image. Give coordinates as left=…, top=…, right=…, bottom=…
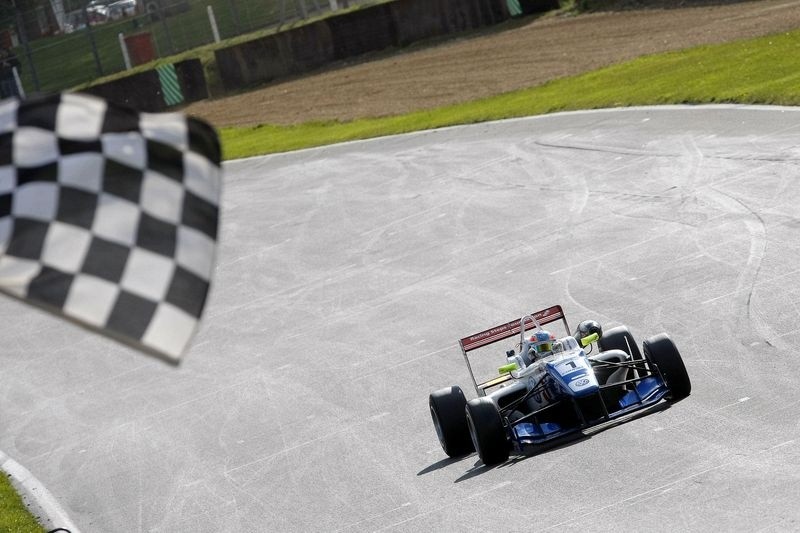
left=429, top=386, right=473, bottom=457
left=598, top=325, right=642, bottom=360
left=643, top=334, right=691, bottom=402
left=599, top=325, right=645, bottom=379
left=466, top=397, right=509, bottom=465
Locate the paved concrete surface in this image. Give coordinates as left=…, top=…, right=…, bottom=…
left=2, top=105, right=800, bottom=531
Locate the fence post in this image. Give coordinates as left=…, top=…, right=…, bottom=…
left=298, top=0, right=308, bottom=19
left=227, top=0, right=242, bottom=34
left=14, top=9, right=39, bottom=93
left=155, top=2, right=175, bottom=55
left=12, top=66, right=24, bottom=98
left=279, top=0, right=287, bottom=25
left=118, top=33, right=132, bottom=70
left=329, top=0, right=338, bottom=10
left=82, top=6, right=105, bottom=77
left=83, top=4, right=103, bottom=76
left=207, top=6, right=221, bottom=43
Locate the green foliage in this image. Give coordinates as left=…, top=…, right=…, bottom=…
left=220, top=28, right=800, bottom=159
left=0, top=473, right=46, bottom=533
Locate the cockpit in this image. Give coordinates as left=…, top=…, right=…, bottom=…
left=552, top=336, right=580, bottom=354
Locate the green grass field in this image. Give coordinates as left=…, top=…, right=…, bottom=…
left=220, top=27, right=800, bottom=159
left=0, top=473, right=45, bottom=533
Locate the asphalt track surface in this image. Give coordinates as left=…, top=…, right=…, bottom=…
left=3, top=105, right=800, bottom=532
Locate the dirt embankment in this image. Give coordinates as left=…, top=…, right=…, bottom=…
left=185, top=0, right=800, bottom=127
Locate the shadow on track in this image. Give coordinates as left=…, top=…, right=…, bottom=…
left=417, top=456, right=469, bottom=476
left=419, top=402, right=673, bottom=482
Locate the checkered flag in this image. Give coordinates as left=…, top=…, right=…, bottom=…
left=0, top=93, right=221, bottom=361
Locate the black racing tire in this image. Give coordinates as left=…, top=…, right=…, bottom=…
left=598, top=325, right=645, bottom=379
left=466, top=397, right=509, bottom=466
left=643, top=333, right=691, bottom=402
left=429, top=386, right=473, bottom=457
left=598, top=325, right=642, bottom=360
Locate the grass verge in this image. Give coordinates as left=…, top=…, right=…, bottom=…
left=220, top=28, right=800, bottom=160
left=0, top=473, right=45, bottom=533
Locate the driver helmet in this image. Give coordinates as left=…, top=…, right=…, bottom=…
left=529, top=330, right=555, bottom=357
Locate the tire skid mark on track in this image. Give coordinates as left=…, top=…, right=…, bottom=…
left=536, top=136, right=800, bottom=165
left=539, top=439, right=797, bottom=531
left=224, top=411, right=392, bottom=477
left=647, top=395, right=754, bottom=435
left=534, top=139, right=684, bottom=159
left=352, top=345, right=455, bottom=383
left=679, top=134, right=703, bottom=207
left=699, top=187, right=783, bottom=351
left=508, top=142, right=603, bottom=220
left=370, top=481, right=514, bottom=532
left=333, top=501, right=413, bottom=532
left=358, top=199, right=460, bottom=238
left=549, top=228, right=684, bottom=275
left=563, top=268, right=616, bottom=330
left=231, top=201, right=544, bottom=331
left=701, top=266, right=800, bottom=305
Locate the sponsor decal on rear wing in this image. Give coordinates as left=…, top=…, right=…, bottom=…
left=459, top=305, right=567, bottom=353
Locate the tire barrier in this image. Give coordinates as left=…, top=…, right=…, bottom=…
left=83, top=57, right=208, bottom=112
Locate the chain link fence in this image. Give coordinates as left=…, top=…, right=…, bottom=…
left=0, top=0, right=375, bottom=97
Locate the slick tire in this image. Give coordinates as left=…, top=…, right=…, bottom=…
left=599, top=325, right=645, bottom=379
left=466, top=397, right=509, bottom=466
left=643, top=333, right=691, bottom=402
left=429, top=386, right=473, bottom=457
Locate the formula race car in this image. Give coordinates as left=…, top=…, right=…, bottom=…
left=429, top=305, right=691, bottom=465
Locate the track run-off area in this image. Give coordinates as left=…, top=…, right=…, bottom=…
left=2, top=106, right=800, bottom=531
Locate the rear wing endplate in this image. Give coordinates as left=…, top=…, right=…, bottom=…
left=459, top=305, right=570, bottom=395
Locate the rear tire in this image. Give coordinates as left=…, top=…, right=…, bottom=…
left=599, top=325, right=645, bottom=379
left=429, top=386, right=473, bottom=457
left=643, top=334, right=691, bottom=402
left=466, top=397, right=509, bottom=465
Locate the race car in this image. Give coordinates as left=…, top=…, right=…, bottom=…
left=429, top=305, right=691, bottom=465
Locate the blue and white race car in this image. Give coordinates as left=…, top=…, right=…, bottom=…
left=429, top=305, right=691, bottom=465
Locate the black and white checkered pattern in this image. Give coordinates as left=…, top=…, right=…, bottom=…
left=0, top=93, right=221, bottom=360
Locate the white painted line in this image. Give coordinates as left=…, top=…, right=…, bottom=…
left=223, top=104, right=800, bottom=164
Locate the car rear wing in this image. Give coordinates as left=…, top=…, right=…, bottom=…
left=459, top=305, right=570, bottom=396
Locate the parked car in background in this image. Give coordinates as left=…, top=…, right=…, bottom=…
left=144, top=0, right=191, bottom=20
left=86, top=0, right=139, bottom=25
left=108, top=0, right=140, bottom=20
